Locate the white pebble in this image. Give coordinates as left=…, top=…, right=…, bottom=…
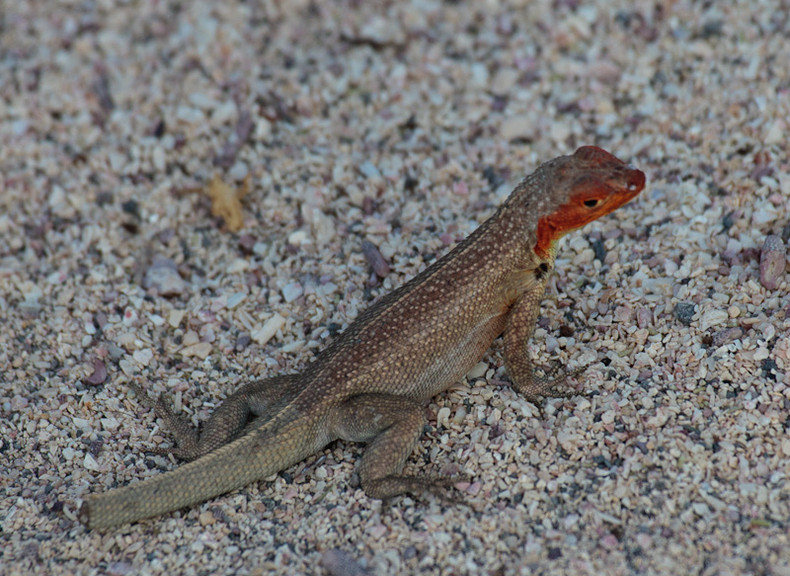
left=251, top=313, right=286, bottom=345
left=133, top=348, right=154, bottom=366
left=83, top=453, right=100, bottom=471
left=211, top=100, right=237, bottom=124
left=764, top=121, right=784, bottom=145
left=699, top=309, right=728, bottom=331
left=466, top=362, right=488, bottom=380
left=436, top=407, right=451, bottom=428
left=101, top=417, right=120, bottom=431
left=227, top=258, right=250, bottom=274
left=152, top=146, right=166, bottom=172
left=72, top=417, right=89, bottom=429
left=254, top=118, right=272, bottom=140
left=288, top=230, right=310, bottom=246
left=188, top=92, right=218, bottom=109
left=229, top=161, right=248, bottom=181
left=359, top=161, right=382, bottom=179
left=227, top=293, right=246, bottom=309
left=469, top=63, right=489, bottom=88
left=282, top=282, right=304, bottom=303
left=169, top=309, right=186, bottom=328
left=500, top=114, right=536, bottom=141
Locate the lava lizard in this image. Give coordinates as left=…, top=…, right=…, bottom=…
left=80, top=145, right=645, bottom=529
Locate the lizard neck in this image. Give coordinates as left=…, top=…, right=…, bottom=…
left=493, top=191, right=558, bottom=266
left=534, top=215, right=563, bottom=261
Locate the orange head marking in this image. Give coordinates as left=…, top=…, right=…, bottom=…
left=534, top=146, right=646, bottom=260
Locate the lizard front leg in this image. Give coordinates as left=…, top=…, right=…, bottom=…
left=131, top=374, right=303, bottom=461
left=503, top=283, right=587, bottom=404
left=329, top=393, right=464, bottom=499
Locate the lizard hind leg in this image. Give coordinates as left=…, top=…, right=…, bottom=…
left=129, top=374, right=303, bottom=462
left=330, top=393, right=468, bottom=502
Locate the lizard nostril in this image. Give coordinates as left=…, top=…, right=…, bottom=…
left=627, top=169, right=646, bottom=192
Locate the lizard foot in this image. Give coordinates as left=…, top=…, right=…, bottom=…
left=510, top=362, right=592, bottom=406
left=367, top=473, right=472, bottom=507
left=422, top=472, right=474, bottom=506
left=126, top=381, right=202, bottom=461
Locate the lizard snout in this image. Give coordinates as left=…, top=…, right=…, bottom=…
left=624, top=167, right=646, bottom=193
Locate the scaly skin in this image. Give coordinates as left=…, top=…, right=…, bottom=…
left=80, top=146, right=645, bottom=529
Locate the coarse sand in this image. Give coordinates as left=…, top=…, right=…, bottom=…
left=1, top=1, right=788, bottom=574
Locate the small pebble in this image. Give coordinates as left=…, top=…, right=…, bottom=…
left=11, top=395, right=30, bottom=411
left=251, top=313, right=286, bottom=345
left=711, top=327, right=743, bottom=348
left=673, top=302, right=696, bottom=326
left=361, top=240, right=390, bottom=278
left=466, top=362, right=488, bottom=380
left=180, top=342, right=213, bottom=359
left=282, top=282, right=304, bottom=303
left=84, top=359, right=108, bottom=386
left=699, top=309, right=728, bottom=331
left=227, top=292, right=246, bottom=309
left=4, top=3, right=788, bottom=575
left=636, top=307, right=652, bottom=328
left=132, top=348, right=154, bottom=366
left=320, top=549, right=369, bottom=576
left=359, top=161, right=382, bottom=180
left=759, top=234, right=786, bottom=290
left=144, top=256, right=186, bottom=297
left=500, top=114, right=535, bottom=141
left=169, top=309, right=186, bottom=328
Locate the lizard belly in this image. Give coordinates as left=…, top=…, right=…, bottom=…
left=412, top=311, right=508, bottom=401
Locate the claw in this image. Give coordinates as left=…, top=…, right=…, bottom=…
left=513, top=361, right=593, bottom=407
left=126, top=381, right=156, bottom=408
left=369, top=473, right=472, bottom=507
left=421, top=472, right=473, bottom=506
left=123, top=381, right=199, bottom=461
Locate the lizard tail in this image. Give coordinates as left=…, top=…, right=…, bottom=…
left=80, top=416, right=324, bottom=530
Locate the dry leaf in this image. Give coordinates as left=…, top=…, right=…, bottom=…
left=205, top=173, right=250, bottom=232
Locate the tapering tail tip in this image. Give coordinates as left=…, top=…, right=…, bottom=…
left=77, top=499, right=95, bottom=530
left=77, top=495, right=128, bottom=531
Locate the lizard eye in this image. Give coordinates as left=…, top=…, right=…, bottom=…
left=583, top=198, right=600, bottom=208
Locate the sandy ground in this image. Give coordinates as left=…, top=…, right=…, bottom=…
left=1, top=1, right=788, bottom=575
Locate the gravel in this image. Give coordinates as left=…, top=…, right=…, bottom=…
left=1, top=1, right=788, bottom=575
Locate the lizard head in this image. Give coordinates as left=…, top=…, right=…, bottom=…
left=534, top=146, right=645, bottom=259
